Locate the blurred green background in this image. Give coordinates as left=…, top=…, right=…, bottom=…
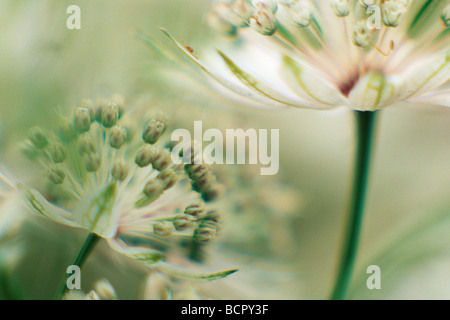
left=1, top=0, right=450, bottom=299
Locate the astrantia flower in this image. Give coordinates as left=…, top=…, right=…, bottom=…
left=161, top=0, right=449, bottom=111
left=18, top=95, right=234, bottom=281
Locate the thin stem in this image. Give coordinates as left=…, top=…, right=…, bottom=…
left=55, top=233, right=100, bottom=300
left=330, top=110, right=378, bottom=300
left=0, top=267, right=25, bottom=300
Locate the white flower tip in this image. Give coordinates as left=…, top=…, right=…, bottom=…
left=330, top=0, right=350, bottom=17
left=290, top=1, right=312, bottom=27
left=249, top=7, right=278, bottom=35
left=353, top=19, right=372, bottom=48
left=381, top=0, right=409, bottom=27
left=252, top=0, right=278, bottom=13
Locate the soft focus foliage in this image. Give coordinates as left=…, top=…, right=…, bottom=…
left=0, top=0, right=450, bottom=300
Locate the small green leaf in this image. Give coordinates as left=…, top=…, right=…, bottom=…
left=128, top=251, right=165, bottom=265
left=216, top=49, right=306, bottom=107
left=154, top=261, right=239, bottom=281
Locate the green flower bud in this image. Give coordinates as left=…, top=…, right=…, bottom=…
left=184, top=202, right=205, bottom=219
left=143, top=179, right=164, bottom=198
left=152, top=149, right=172, bottom=171
left=109, top=126, right=127, bottom=149
left=58, top=118, right=77, bottom=143
left=173, top=214, right=196, bottom=231
left=204, top=210, right=222, bottom=224
left=49, top=143, right=67, bottom=163
left=157, top=169, right=177, bottom=190
left=111, top=94, right=125, bottom=119
left=193, top=211, right=222, bottom=243
left=193, top=222, right=218, bottom=244
left=79, top=136, right=97, bottom=155
left=81, top=99, right=96, bottom=123
left=84, top=152, right=101, bottom=172
left=28, top=127, right=49, bottom=149
left=153, top=221, right=175, bottom=237
left=47, top=168, right=65, bottom=184
left=191, top=172, right=216, bottom=193
left=185, top=163, right=210, bottom=180
left=201, top=184, right=226, bottom=202
left=135, top=145, right=157, bottom=167
left=74, top=107, right=91, bottom=133
left=101, top=102, right=119, bottom=129
left=142, top=119, right=166, bottom=144
left=95, top=98, right=109, bottom=122
left=111, top=160, right=128, bottom=181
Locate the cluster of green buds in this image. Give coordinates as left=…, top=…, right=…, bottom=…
left=185, top=160, right=226, bottom=202
left=20, top=95, right=226, bottom=253
left=152, top=202, right=222, bottom=244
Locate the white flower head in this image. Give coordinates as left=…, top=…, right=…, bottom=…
left=18, top=95, right=235, bottom=281
left=158, top=0, right=449, bottom=112
left=330, top=0, right=351, bottom=17
left=381, top=0, right=409, bottom=27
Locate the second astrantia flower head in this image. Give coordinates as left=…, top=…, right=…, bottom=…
left=162, top=0, right=449, bottom=111
left=18, top=95, right=234, bottom=280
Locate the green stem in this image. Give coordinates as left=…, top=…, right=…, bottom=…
left=55, top=233, right=100, bottom=300
left=0, top=266, right=25, bottom=300
left=330, top=110, right=378, bottom=300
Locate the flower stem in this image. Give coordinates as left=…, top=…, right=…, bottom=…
left=0, top=266, right=25, bottom=300
left=330, top=110, right=378, bottom=300
left=55, top=233, right=100, bottom=300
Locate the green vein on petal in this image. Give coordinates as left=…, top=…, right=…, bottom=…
left=408, top=0, right=445, bottom=39
left=216, top=49, right=326, bottom=108
left=154, top=261, right=239, bottom=281
left=281, top=55, right=346, bottom=107
left=160, top=28, right=317, bottom=109
left=20, top=185, right=78, bottom=228
left=134, top=29, right=201, bottom=77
